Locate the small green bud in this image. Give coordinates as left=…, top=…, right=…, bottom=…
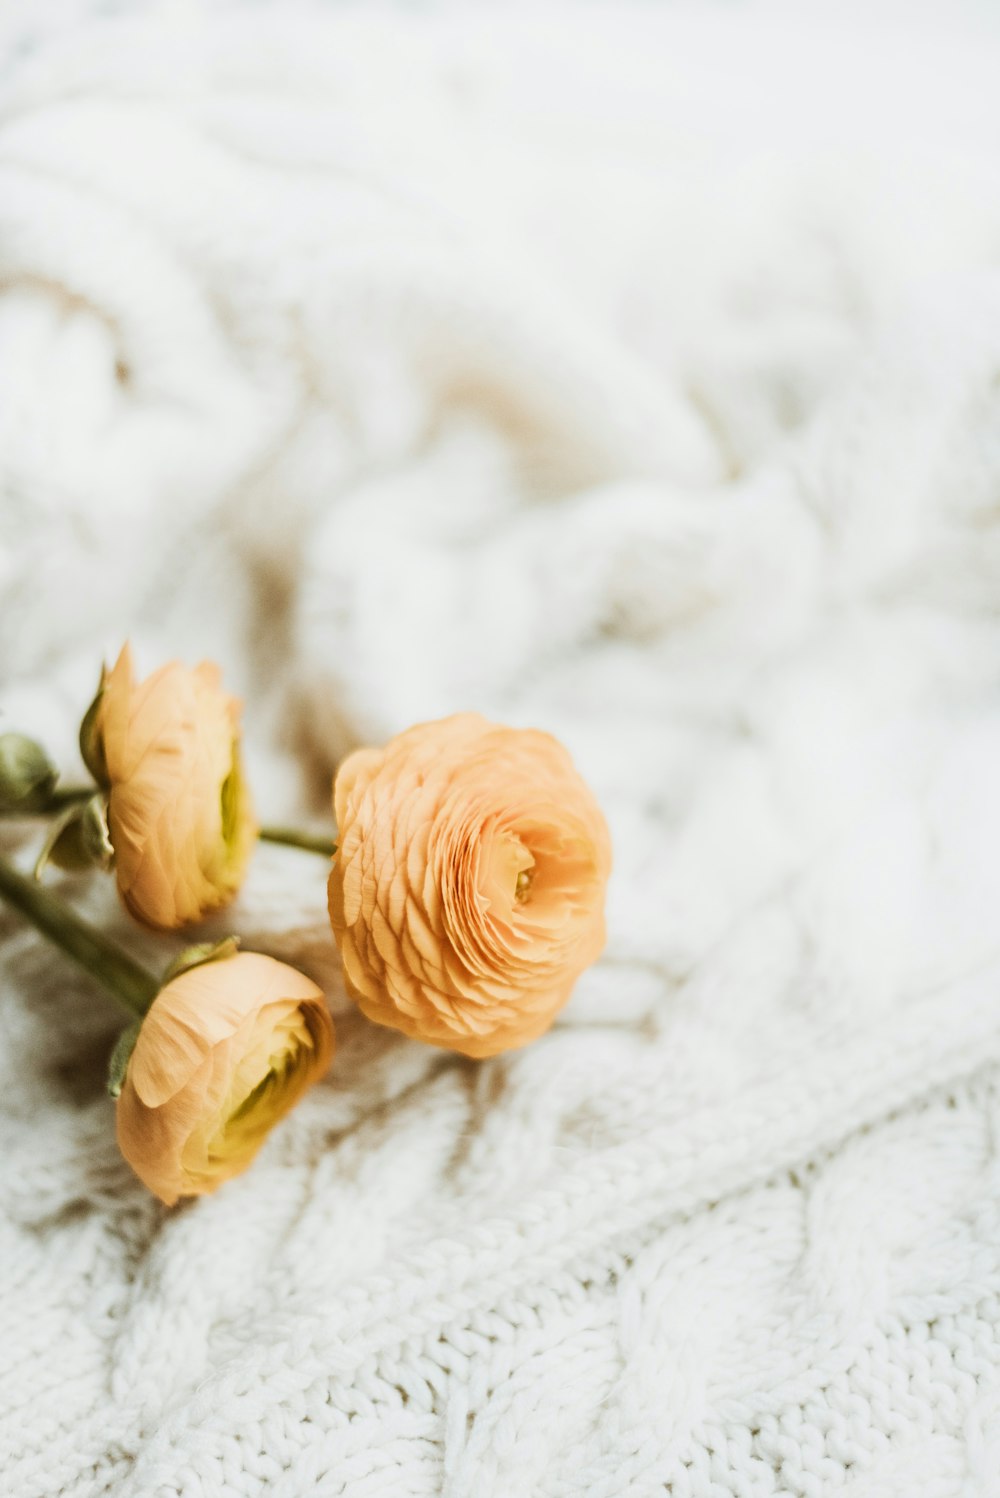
left=0, top=733, right=58, bottom=813
left=79, top=665, right=110, bottom=788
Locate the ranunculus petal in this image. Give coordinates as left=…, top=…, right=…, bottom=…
left=328, top=715, right=611, bottom=1058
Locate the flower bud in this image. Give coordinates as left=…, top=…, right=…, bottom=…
left=93, top=645, right=258, bottom=929
left=0, top=733, right=57, bottom=814
left=115, top=951, right=334, bottom=1204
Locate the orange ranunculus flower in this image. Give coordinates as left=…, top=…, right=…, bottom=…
left=116, top=951, right=334, bottom=1205
left=93, top=645, right=257, bottom=930
left=327, top=714, right=612, bottom=1058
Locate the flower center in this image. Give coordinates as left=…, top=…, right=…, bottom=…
left=479, top=829, right=534, bottom=916
left=220, top=742, right=245, bottom=863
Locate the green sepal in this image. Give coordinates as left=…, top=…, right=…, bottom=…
left=0, top=733, right=58, bottom=814
left=161, top=936, right=240, bottom=987
left=107, top=1019, right=143, bottom=1098
left=33, top=795, right=114, bottom=880
left=79, top=794, right=114, bottom=872
left=79, top=665, right=110, bottom=789
left=34, top=803, right=91, bottom=878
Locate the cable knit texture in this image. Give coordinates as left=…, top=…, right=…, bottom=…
left=3, top=3, right=1000, bottom=1495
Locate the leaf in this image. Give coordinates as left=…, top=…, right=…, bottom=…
left=107, top=1019, right=142, bottom=1098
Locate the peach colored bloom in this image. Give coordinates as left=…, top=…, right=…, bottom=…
left=116, top=951, right=334, bottom=1204
left=94, top=645, right=257, bottom=929
left=328, top=714, right=611, bottom=1058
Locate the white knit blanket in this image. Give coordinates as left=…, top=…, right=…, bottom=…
left=4, top=3, right=1000, bottom=1494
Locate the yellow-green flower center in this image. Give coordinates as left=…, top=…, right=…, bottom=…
left=220, top=743, right=246, bottom=865
left=213, top=1044, right=304, bottom=1160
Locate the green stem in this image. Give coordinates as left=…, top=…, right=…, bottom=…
left=0, top=784, right=93, bottom=819
left=2, top=796, right=338, bottom=862
left=46, top=785, right=94, bottom=811
left=0, top=856, right=159, bottom=1019
left=259, top=825, right=336, bottom=858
